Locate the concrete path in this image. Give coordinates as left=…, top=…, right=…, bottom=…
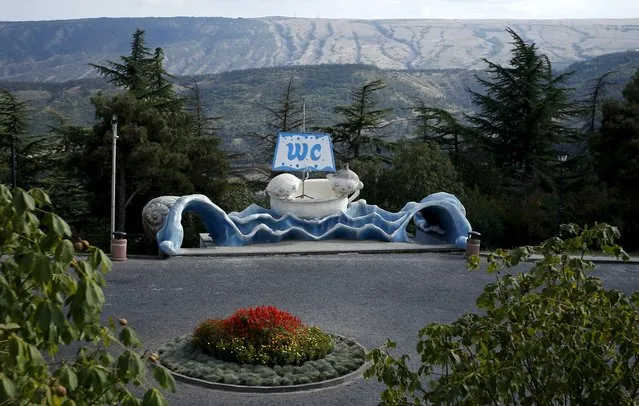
left=180, top=240, right=461, bottom=257
left=104, top=252, right=638, bottom=406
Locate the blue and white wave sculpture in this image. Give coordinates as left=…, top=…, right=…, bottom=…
left=154, top=192, right=473, bottom=256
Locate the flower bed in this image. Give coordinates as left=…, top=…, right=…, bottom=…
left=192, top=306, right=333, bottom=366
left=158, top=306, right=366, bottom=389
left=158, top=334, right=365, bottom=387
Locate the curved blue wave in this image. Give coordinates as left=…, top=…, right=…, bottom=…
left=156, top=192, right=472, bottom=255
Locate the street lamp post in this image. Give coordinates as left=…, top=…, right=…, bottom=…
left=111, top=114, right=118, bottom=242
left=557, top=152, right=568, bottom=233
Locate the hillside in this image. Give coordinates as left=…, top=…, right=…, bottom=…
left=0, top=65, right=476, bottom=147
left=1, top=51, right=638, bottom=162
left=1, top=17, right=639, bottom=82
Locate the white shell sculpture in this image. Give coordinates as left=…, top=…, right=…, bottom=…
left=142, top=196, right=179, bottom=240
left=327, top=164, right=364, bottom=198
left=266, top=174, right=303, bottom=200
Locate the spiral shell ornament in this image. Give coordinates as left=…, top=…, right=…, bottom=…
left=142, top=196, right=179, bottom=240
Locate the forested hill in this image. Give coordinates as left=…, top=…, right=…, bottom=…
left=1, top=16, right=638, bottom=82
left=1, top=51, right=638, bottom=152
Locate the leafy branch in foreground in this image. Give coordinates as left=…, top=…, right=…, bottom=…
left=0, top=185, right=175, bottom=405
left=366, top=222, right=635, bottom=405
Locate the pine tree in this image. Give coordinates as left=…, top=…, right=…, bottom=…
left=590, top=69, right=639, bottom=191
left=26, top=111, right=93, bottom=229
left=589, top=68, right=639, bottom=249
left=251, top=75, right=308, bottom=162
left=0, top=89, right=30, bottom=188
left=466, top=28, right=577, bottom=191
left=80, top=30, right=229, bottom=237
left=579, top=71, right=617, bottom=134
left=90, top=29, right=154, bottom=98
left=328, top=79, right=393, bottom=162
left=412, top=100, right=466, bottom=154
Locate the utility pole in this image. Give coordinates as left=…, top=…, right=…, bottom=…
left=111, top=114, right=118, bottom=240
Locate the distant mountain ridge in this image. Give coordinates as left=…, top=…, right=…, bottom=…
left=1, top=16, right=638, bottom=82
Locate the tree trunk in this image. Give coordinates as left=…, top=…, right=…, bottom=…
left=10, top=134, right=17, bottom=188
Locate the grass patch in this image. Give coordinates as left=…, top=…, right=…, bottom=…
left=159, top=335, right=365, bottom=386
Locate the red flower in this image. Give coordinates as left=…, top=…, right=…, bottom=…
left=222, top=306, right=303, bottom=341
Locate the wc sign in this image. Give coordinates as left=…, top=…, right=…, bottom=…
left=272, top=132, right=336, bottom=172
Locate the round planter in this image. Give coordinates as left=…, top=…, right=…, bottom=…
left=158, top=334, right=367, bottom=393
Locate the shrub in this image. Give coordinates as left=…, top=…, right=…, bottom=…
left=192, top=306, right=333, bottom=366
left=0, top=186, right=175, bottom=404
left=366, top=223, right=637, bottom=405
left=352, top=139, right=463, bottom=212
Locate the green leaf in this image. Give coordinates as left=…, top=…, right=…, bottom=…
left=87, top=366, right=109, bottom=392
left=0, top=323, right=21, bottom=331
left=58, top=364, right=78, bottom=391
left=30, top=188, right=52, bottom=206
left=122, top=394, right=142, bottom=406
left=35, top=301, right=52, bottom=332
left=117, top=350, right=143, bottom=381
left=142, top=389, right=168, bottom=406
left=9, top=335, right=27, bottom=370
left=153, top=366, right=176, bottom=393
left=26, top=342, right=45, bottom=364
left=55, top=239, right=75, bottom=263
left=0, top=375, right=17, bottom=400
left=33, top=254, right=53, bottom=283
left=77, top=278, right=105, bottom=309
left=12, top=188, right=36, bottom=214
left=119, top=327, right=142, bottom=348
left=89, top=248, right=112, bottom=274
left=0, top=184, right=11, bottom=203
left=44, top=212, right=72, bottom=238
left=450, top=350, right=461, bottom=364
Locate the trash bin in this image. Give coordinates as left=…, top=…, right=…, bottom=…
left=111, top=231, right=127, bottom=261
left=465, top=231, right=481, bottom=258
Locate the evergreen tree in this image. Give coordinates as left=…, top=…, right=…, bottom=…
left=466, top=28, right=577, bottom=191
left=591, top=69, right=639, bottom=191
left=589, top=68, right=639, bottom=249
left=90, top=29, right=152, bottom=96
left=79, top=29, right=229, bottom=239
left=81, top=93, right=228, bottom=234
left=579, top=71, right=617, bottom=134
left=0, top=89, right=30, bottom=188
left=25, top=111, right=94, bottom=230
left=252, top=75, right=308, bottom=163
left=328, top=79, right=393, bottom=162
left=89, top=29, right=175, bottom=102
left=187, top=82, right=220, bottom=139
left=412, top=100, right=466, bottom=154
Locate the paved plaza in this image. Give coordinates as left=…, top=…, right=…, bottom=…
left=105, top=252, right=639, bottom=405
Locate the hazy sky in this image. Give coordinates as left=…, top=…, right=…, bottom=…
left=2, top=0, right=638, bottom=21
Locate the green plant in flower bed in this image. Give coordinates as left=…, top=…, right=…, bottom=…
left=159, top=334, right=366, bottom=387
left=192, top=306, right=334, bottom=366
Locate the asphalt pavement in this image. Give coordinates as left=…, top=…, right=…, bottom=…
left=105, top=252, right=639, bottom=406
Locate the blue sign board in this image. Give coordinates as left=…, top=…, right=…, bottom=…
left=272, top=132, right=336, bottom=172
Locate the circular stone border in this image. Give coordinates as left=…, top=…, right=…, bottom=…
left=158, top=334, right=368, bottom=393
